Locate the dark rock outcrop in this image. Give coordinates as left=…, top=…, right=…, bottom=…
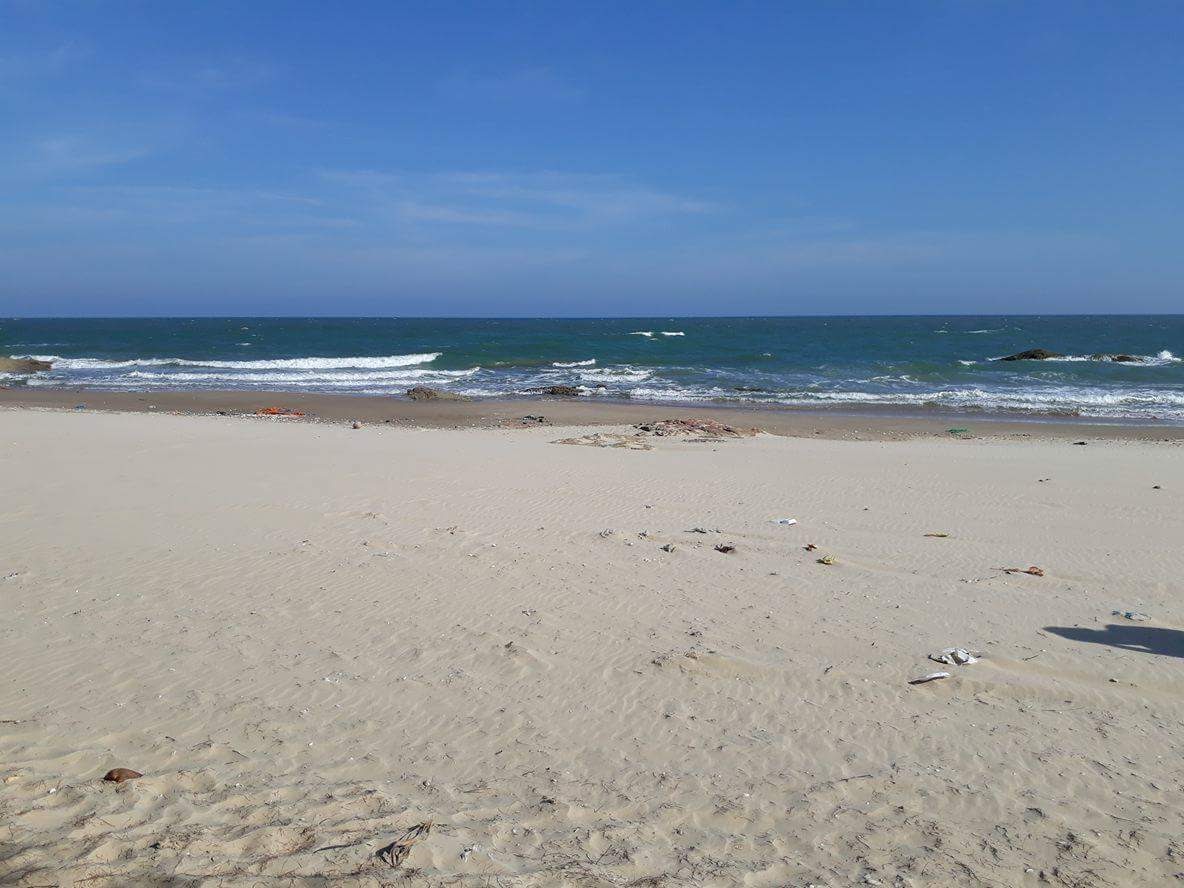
left=1111, top=354, right=1141, bottom=363
left=405, top=386, right=468, bottom=401
left=0, top=356, right=53, bottom=373
left=529, top=385, right=582, bottom=397
left=998, top=349, right=1064, bottom=361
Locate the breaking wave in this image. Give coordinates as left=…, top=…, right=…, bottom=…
left=22, top=353, right=442, bottom=371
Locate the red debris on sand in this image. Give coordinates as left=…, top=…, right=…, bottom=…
left=996, top=566, right=1045, bottom=577
left=256, top=407, right=305, bottom=417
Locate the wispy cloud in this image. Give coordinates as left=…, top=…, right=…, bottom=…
left=320, top=169, right=714, bottom=229
left=142, top=56, right=279, bottom=92
left=436, top=67, right=582, bottom=103
left=11, top=135, right=153, bottom=178
left=0, top=40, right=89, bottom=83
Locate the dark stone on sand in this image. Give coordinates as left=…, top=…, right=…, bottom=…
left=529, top=385, right=582, bottom=397
left=102, top=768, right=143, bottom=783
left=0, top=356, right=53, bottom=373
left=998, top=349, right=1064, bottom=361
left=405, top=386, right=468, bottom=401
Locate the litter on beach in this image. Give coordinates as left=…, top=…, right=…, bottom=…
left=256, top=406, right=305, bottom=417
left=816, top=554, right=836, bottom=565
left=1112, top=610, right=1151, bottom=622
left=929, top=647, right=980, bottom=665
left=772, top=518, right=798, bottom=526
left=997, top=566, right=1044, bottom=576
left=909, top=671, right=951, bottom=685
left=924, top=532, right=950, bottom=538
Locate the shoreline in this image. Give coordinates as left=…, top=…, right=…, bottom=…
left=4, top=386, right=1184, bottom=441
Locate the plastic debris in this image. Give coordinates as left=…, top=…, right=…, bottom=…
left=928, top=647, right=980, bottom=665
left=598, top=529, right=615, bottom=538
left=1112, top=610, right=1150, bottom=622
left=924, top=532, right=950, bottom=538
left=803, top=543, right=818, bottom=551
left=909, top=671, right=951, bottom=685
left=660, top=543, right=675, bottom=553
left=816, top=554, right=836, bottom=565
left=772, top=518, right=798, bottom=526
left=714, top=544, right=736, bottom=554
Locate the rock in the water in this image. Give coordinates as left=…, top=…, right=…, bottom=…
left=998, top=349, right=1064, bottom=361
left=0, top=356, right=53, bottom=374
left=1111, top=354, right=1141, bottom=363
left=529, top=385, right=582, bottom=397
left=405, top=386, right=467, bottom=401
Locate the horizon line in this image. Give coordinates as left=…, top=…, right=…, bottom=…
left=8, top=312, right=1184, bottom=322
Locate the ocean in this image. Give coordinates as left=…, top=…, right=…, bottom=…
left=4, top=316, right=1183, bottom=422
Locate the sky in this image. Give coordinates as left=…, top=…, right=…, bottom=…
left=1, top=1, right=1181, bottom=317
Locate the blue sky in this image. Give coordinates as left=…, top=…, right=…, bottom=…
left=1, top=1, right=1181, bottom=316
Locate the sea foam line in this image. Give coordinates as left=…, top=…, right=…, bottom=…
left=24, top=353, right=443, bottom=371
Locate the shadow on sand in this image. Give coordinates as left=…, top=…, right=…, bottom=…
left=1043, top=624, right=1184, bottom=659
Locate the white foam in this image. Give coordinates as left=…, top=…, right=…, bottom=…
left=118, top=366, right=478, bottom=385
left=660, top=331, right=685, bottom=336
left=553, top=359, right=596, bottom=367
left=24, top=353, right=442, bottom=371
left=578, top=366, right=653, bottom=383
left=628, top=331, right=654, bottom=337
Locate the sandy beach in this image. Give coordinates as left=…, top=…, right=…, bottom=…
left=2, top=405, right=1183, bottom=886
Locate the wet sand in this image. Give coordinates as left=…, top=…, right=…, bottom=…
left=3, top=386, right=1184, bottom=441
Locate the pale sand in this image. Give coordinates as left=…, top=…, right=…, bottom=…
left=1, top=409, right=1182, bottom=886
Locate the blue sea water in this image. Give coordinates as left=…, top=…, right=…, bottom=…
left=3, top=316, right=1183, bottom=422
